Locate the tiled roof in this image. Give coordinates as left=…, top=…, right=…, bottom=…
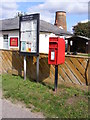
left=0, top=17, right=72, bottom=36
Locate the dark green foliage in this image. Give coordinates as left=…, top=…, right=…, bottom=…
left=73, top=21, right=90, bottom=38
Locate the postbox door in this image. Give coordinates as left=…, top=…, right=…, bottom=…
left=57, top=38, right=65, bottom=64
left=48, top=49, right=57, bottom=64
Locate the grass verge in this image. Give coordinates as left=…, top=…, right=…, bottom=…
left=2, top=74, right=89, bottom=118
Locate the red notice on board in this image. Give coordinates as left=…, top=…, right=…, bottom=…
left=10, top=38, right=18, bottom=47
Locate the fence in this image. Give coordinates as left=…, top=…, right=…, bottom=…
left=0, top=50, right=89, bottom=85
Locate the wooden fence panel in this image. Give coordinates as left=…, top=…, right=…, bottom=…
left=70, top=58, right=85, bottom=77
left=0, top=50, right=89, bottom=86
left=60, top=63, right=79, bottom=84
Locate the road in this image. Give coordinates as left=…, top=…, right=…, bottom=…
left=0, top=90, right=44, bottom=118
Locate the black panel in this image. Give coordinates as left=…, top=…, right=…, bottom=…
left=19, top=13, right=40, bottom=56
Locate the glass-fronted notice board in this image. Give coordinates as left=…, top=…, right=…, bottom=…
left=19, top=14, right=40, bottom=56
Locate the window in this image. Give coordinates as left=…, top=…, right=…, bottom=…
left=3, top=35, right=9, bottom=49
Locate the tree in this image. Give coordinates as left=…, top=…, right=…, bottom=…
left=73, top=21, right=90, bottom=38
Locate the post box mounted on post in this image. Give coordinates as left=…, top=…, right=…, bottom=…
left=19, top=13, right=40, bottom=81
left=48, top=37, right=65, bottom=92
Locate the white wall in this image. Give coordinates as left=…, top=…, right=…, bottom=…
left=0, top=32, right=3, bottom=49
left=39, top=33, right=49, bottom=54
left=0, top=30, right=19, bottom=50
left=2, top=30, right=19, bottom=37
left=39, top=32, right=57, bottom=54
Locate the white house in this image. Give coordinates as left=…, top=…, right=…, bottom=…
left=0, top=17, right=72, bottom=54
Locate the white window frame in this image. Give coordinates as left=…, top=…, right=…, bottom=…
left=3, top=34, right=9, bottom=50
left=9, top=36, right=19, bottom=49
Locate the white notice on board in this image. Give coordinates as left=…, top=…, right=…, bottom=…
left=21, top=32, right=33, bottom=42
left=21, top=20, right=37, bottom=32
left=51, top=51, right=55, bottom=60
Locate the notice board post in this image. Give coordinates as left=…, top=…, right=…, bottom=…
left=36, top=55, right=39, bottom=82
left=19, top=13, right=40, bottom=81
left=24, top=56, right=26, bottom=80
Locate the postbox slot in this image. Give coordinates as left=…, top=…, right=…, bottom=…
left=49, top=43, right=58, bottom=48
left=49, top=41, right=58, bottom=43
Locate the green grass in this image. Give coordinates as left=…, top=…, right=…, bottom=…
left=77, top=53, right=90, bottom=57
left=2, top=74, right=89, bottom=118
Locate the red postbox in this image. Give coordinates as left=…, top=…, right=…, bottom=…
left=48, top=37, right=65, bottom=92
left=48, top=37, right=65, bottom=65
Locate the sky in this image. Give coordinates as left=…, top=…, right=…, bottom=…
left=0, top=0, right=89, bottom=33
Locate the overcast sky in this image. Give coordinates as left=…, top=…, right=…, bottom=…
left=0, top=0, right=89, bottom=32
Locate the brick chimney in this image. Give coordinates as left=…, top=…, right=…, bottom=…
left=55, top=11, right=67, bottom=31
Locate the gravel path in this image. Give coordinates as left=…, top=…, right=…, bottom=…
left=0, top=90, right=44, bottom=118
left=0, top=90, right=2, bottom=119
left=2, top=99, right=44, bottom=118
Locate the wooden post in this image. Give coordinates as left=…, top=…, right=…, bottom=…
left=67, top=40, right=70, bottom=53
left=36, top=55, right=39, bottom=82
left=24, top=56, right=26, bottom=80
